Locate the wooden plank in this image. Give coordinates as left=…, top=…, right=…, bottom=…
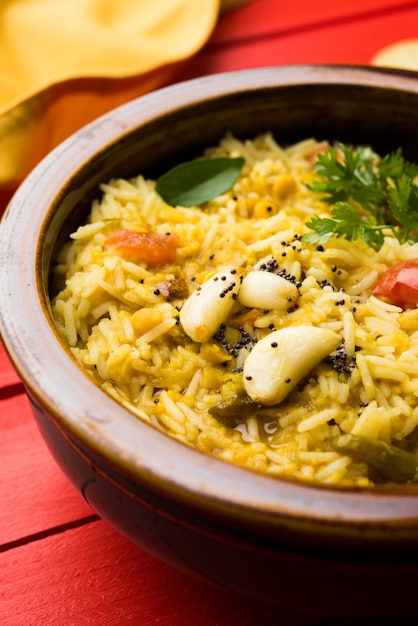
left=211, top=0, right=417, bottom=44
left=226, top=0, right=417, bottom=37
left=0, top=392, right=93, bottom=545
left=0, top=341, right=21, bottom=388
left=1, top=519, right=319, bottom=626
left=174, top=4, right=418, bottom=80
left=0, top=186, right=14, bottom=216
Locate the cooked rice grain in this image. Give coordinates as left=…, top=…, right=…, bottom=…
left=51, top=133, right=418, bottom=487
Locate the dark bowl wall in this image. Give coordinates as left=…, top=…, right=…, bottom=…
left=29, top=388, right=418, bottom=618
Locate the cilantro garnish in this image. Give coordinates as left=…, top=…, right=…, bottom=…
left=304, top=203, right=387, bottom=249
left=303, top=143, right=418, bottom=249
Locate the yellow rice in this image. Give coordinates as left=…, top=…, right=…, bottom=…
left=51, top=133, right=418, bottom=487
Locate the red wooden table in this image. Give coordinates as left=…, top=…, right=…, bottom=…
left=2, top=1, right=418, bottom=623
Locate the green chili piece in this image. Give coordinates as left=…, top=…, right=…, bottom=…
left=331, top=433, right=418, bottom=483
left=209, top=392, right=261, bottom=427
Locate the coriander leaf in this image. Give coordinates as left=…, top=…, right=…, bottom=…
left=155, top=156, right=245, bottom=207
left=330, top=203, right=385, bottom=248
left=308, top=144, right=383, bottom=211
left=304, top=142, right=418, bottom=249
left=387, top=176, right=418, bottom=243
left=378, top=148, right=418, bottom=182
left=302, top=215, right=339, bottom=246
left=303, top=202, right=386, bottom=250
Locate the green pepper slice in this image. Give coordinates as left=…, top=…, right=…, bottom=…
left=331, top=433, right=418, bottom=484
left=209, top=392, right=262, bottom=427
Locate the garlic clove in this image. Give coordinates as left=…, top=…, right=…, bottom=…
left=180, top=269, right=241, bottom=343
left=243, top=325, right=341, bottom=405
left=238, top=270, right=299, bottom=310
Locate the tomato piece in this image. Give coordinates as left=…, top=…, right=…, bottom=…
left=306, top=143, right=328, bottom=166
left=105, top=229, right=178, bottom=266
left=372, top=258, right=418, bottom=308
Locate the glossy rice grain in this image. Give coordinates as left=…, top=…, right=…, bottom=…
left=51, top=134, right=418, bottom=487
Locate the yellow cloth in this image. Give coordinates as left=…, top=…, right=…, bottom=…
left=0, top=0, right=248, bottom=187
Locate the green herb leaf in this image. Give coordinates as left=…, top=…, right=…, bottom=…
left=386, top=176, right=418, bottom=243
left=155, top=156, right=245, bottom=207
left=303, top=143, right=418, bottom=249
left=307, top=144, right=383, bottom=211
left=304, top=203, right=386, bottom=250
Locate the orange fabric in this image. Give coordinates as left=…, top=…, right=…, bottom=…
left=0, top=0, right=251, bottom=189
left=10, top=65, right=182, bottom=187
left=0, top=1, right=220, bottom=114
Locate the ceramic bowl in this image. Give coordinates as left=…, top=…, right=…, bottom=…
left=2, top=65, right=418, bottom=617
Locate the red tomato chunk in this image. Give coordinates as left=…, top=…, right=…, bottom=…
left=105, top=229, right=179, bottom=266
left=372, top=258, right=418, bottom=308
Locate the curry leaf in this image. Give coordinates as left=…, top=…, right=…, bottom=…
left=304, top=202, right=387, bottom=249
left=155, top=156, right=245, bottom=207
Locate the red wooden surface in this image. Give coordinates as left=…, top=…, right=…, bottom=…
left=173, top=0, right=418, bottom=82
left=2, top=1, right=418, bottom=623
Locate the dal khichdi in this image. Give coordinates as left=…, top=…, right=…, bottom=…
left=51, top=134, right=418, bottom=487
